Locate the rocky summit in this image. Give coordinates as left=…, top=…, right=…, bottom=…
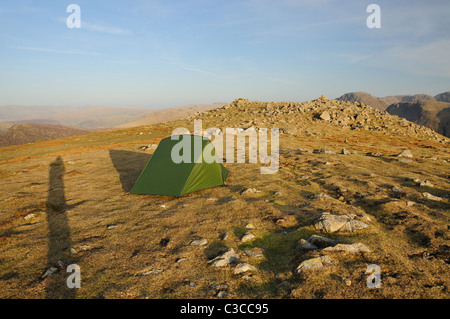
left=0, top=96, right=448, bottom=299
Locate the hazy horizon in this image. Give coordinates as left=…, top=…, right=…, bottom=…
left=1, top=0, right=449, bottom=108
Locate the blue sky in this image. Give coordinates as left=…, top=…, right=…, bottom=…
left=0, top=0, right=449, bottom=108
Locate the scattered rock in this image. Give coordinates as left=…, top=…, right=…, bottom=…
left=322, top=243, right=371, bottom=253
left=296, top=255, right=332, bottom=274
left=41, top=267, right=58, bottom=279
left=392, top=186, right=403, bottom=193
left=419, top=180, right=433, bottom=187
left=137, top=268, right=163, bottom=276
left=313, top=148, right=336, bottom=155
left=241, top=188, right=260, bottom=195
left=422, top=192, right=442, bottom=201
left=367, top=152, right=383, bottom=157
left=107, top=224, right=118, bottom=230
left=340, top=148, right=351, bottom=155
left=310, top=193, right=333, bottom=200
left=24, top=214, right=36, bottom=222
left=220, top=232, right=229, bottom=240
left=313, top=213, right=369, bottom=233
left=244, top=247, right=264, bottom=259
left=234, top=263, right=257, bottom=274
left=190, top=238, right=208, bottom=246
left=245, top=223, right=255, bottom=229
left=175, top=257, right=187, bottom=263
left=209, top=249, right=240, bottom=267
left=241, top=232, right=256, bottom=243
left=396, top=150, right=413, bottom=158
left=319, top=111, right=331, bottom=122
left=78, top=245, right=93, bottom=251
left=297, top=239, right=318, bottom=250
left=217, top=291, right=228, bottom=298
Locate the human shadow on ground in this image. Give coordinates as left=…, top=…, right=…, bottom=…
left=45, top=156, right=85, bottom=299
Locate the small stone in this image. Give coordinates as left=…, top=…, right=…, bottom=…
left=175, top=257, right=187, bottom=263
left=419, top=180, right=433, bottom=188
left=340, top=148, right=351, bottom=155
left=396, top=150, right=413, bottom=158
left=322, top=243, right=371, bottom=253
left=107, top=224, right=118, bottom=230
left=78, top=245, right=93, bottom=251
left=296, top=256, right=332, bottom=274
left=241, top=232, right=256, bottom=243
left=392, top=186, right=403, bottom=193
left=244, top=247, right=264, bottom=259
left=234, top=263, right=257, bottom=274
left=245, top=223, right=255, bottom=229
left=70, top=248, right=77, bottom=254
left=209, top=249, right=240, bottom=267
left=314, top=213, right=369, bottom=233
left=140, top=269, right=163, bottom=276
left=241, top=188, right=260, bottom=195
left=24, top=214, right=36, bottom=222
left=190, top=238, right=208, bottom=246
left=310, top=193, right=333, bottom=200
left=319, top=111, right=331, bottom=122
left=297, top=239, right=318, bottom=250
left=422, top=192, right=442, bottom=201
left=217, top=291, right=228, bottom=298
left=41, top=267, right=58, bottom=279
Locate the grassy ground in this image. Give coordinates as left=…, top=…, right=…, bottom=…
left=0, top=112, right=449, bottom=299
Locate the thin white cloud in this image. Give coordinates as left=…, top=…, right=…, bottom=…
left=56, top=17, right=132, bottom=36
left=8, top=45, right=101, bottom=56
left=81, top=21, right=133, bottom=36
left=168, top=62, right=236, bottom=80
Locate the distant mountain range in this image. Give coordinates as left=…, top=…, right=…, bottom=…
left=0, top=105, right=149, bottom=129
left=0, top=103, right=226, bottom=147
left=336, top=91, right=450, bottom=137
left=1, top=90, right=449, bottom=148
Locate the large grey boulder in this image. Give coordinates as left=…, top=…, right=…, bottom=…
left=296, top=255, right=332, bottom=274
left=313, top=213, right=369, bottom=233
left=209, top=249, right=240, bottom=267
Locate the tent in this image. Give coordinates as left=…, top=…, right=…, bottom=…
left=130, top=134, right=229, bottom=196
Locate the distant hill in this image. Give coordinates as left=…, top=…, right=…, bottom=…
left=336, top=92, right=388, bottom=111
left=0, top=123, right=12, bottom=136
left=0, top=123, right=91, bottom=147
left=336, top=91, right=450, bottom=137
left=434, top=91, right=450, bottom=103
left=380, top=94, right=436, bottom=105
left=118, top=103, right=226, bottom=128
left=386, top=100, right=450, bottom=137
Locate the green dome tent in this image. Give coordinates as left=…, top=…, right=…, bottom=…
left=130, top=134, right=229, bottom=196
